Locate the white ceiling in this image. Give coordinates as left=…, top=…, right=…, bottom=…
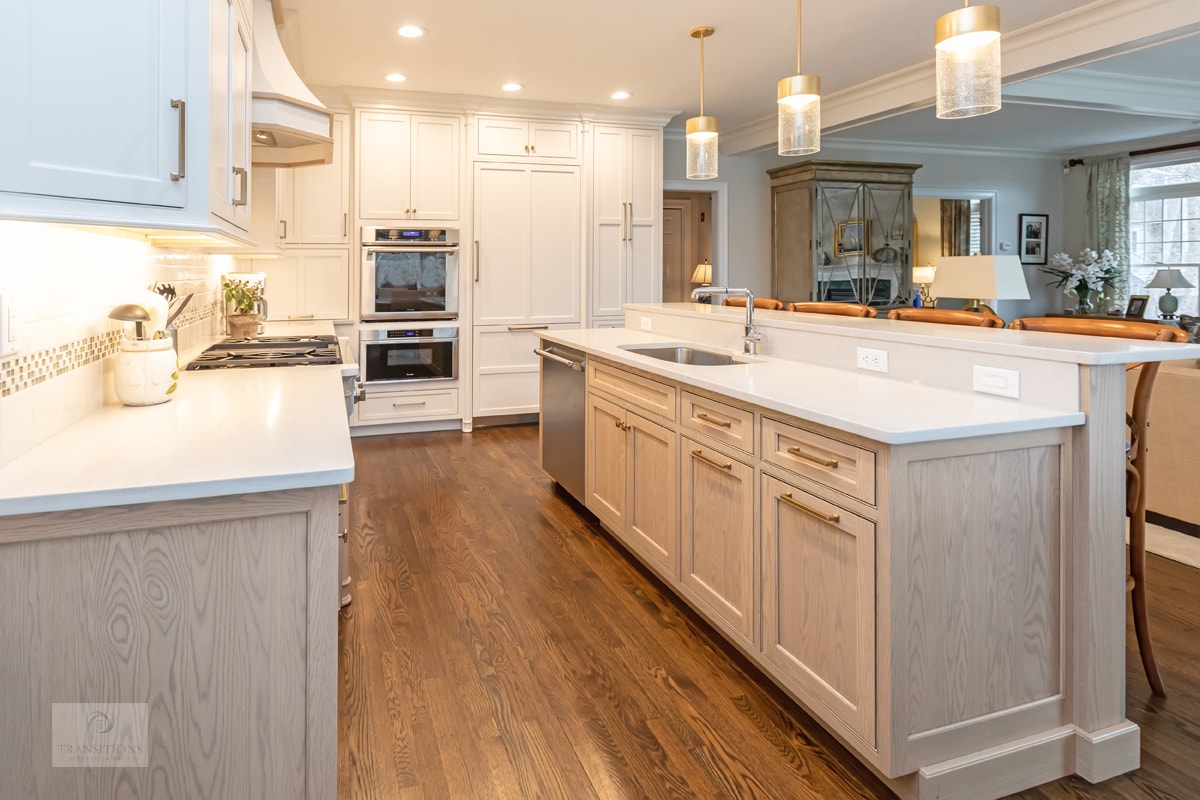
left=282, top=0, right=1100, bottom=131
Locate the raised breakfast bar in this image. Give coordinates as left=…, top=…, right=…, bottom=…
left=539, top=303, right=1200, bottom=800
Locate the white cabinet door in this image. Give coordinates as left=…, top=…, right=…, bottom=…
left=528, top=121, right=579, bottom=159
left=477, top=118, right=529, bottom=157
left=357, top=111, right=412, bottom=220
left=477, top=118, right=578, bottom=159
left=261, top=250, right=350, bottom=321
left=625, top=128, right=661, bottom=304
left=293, top=113, right=349, bottom=244
left=210, top=0, right=252, bottom=230
left=591, top=127, right=629, bottom=319
left=528, top=165, right=581, bottom=322
left=0, top=0, right=188, bottom=207
left=410, top=115, right=460, bottom=221
left=474, top=164, right=531, bottom=324
left=473, top=323, right=576, bottom=417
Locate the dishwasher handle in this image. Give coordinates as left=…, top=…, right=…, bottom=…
left=534, top=347, right=584, bottom=372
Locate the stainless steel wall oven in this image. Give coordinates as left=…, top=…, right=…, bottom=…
left=361, top=226, right=459, bottom=322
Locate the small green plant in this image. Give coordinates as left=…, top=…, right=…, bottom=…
left=223, top=279, right=262, bottom=315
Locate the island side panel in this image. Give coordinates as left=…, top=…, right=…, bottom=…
left=885, top=429, right=1068, bottom=776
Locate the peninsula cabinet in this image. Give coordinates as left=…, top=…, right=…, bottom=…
left=590, top=125, right=662, bottom=325
left=476, top=117, right=580, bottom=161
left=0, top=0, right=254, bottom=238
left=356, top=110, right=460, bottom=221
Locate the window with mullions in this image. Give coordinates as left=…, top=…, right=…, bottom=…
left=1129, top=157, right=1200, bottom=317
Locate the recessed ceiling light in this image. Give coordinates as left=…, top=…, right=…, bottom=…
left=502, top=83, right=523, bottom=92
left=397, top=25, right=425, bottom=38
left=385, top=73, right=407, bottom=83
left=611, top=91, right=631, bottom=100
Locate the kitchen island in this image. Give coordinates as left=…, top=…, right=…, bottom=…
left=539, top=303, right=1200, bottom=800
left=0, top=327, right=353, bottom=800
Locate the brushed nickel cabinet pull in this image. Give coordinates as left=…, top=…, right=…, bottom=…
left=232, top=166, right=247, bottom=206
left=779, top=492, right=840, bottom=523
left=287, top=314, right=315, bottom=320
left=393, top=401, right=428, bottom=408
left=691, top=449, right=732, bottom=471
left=474, top=240, right=480, bottom=282
left=279, top=219, right=287, bottom=239
left=170, top=98, right=186, bottom=181
left=342, top=212, right=348, bottom=237
left=696, top=412, right=731, bottom=429
left=786, top=446, right=838, bottom=469
left=507, top=324, right=550, bottom=331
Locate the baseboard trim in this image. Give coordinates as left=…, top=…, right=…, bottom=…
left=1147, top=511, right=1200, bottom=539
left=917, top=726, right=1074, bottom=800
left=1075, top=721, right=1140, bottom=783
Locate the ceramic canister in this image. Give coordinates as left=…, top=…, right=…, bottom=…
left=114, top=338, right=179, bottom=406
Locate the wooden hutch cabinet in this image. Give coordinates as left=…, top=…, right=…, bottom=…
left=769, top=161, right=921, bottom=309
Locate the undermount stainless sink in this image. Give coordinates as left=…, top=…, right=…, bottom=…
left=619, top=344, right=745, bottom=366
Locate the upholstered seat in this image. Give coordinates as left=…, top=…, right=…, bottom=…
left=723, top=297, right=784, bottom=311
left=785, top=302, right=876, bottom=318
left=1009, top=316, right=1187, bottom=696
left=887, top=308, right=1005, bottom=327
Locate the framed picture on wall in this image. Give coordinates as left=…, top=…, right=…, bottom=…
left=1018, top=213, right=1049, bottom=265
left=835, top=220, right=865, bottom=258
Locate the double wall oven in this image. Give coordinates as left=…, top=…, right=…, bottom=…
left=360, top=227, right=460, bottom=386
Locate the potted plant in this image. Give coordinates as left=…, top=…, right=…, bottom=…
left=223, top=278, right=264, bottom=339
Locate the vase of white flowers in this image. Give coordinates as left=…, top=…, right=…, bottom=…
left=1040, top=248, right=1124, bottom=313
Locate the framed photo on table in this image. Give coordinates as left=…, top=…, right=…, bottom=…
left=835, top=220, right=864, bottom=258
left=1019, top=213, right=1048, bottom=265
left=1125, top=294, right=1149, bottom=318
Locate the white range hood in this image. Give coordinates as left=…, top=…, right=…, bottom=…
left=251, top=0, right=333, bottom=167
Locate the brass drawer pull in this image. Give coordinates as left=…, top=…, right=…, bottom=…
left=787, top=446, right=838, bottom=469
left=393, top=401, right=428, bottom=408
left=507, top=324, right=550, bottom=331
left=287, top=314, right=315, bottom=320
left=696, top=412, right=731, bottom=429
left=691, top=449, right=732, bottom=471
left=779, top=492, right=840, bottom=523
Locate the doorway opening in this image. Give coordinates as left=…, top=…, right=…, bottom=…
left=663, top=190, right=715, bottom=303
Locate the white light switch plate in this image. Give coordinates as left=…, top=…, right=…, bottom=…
left=973, top=365, right=1020, bottom=398
left=0, top=294, right=18, bottom=357
left=639, top=317, right=652, bottom=331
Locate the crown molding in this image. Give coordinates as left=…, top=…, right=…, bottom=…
left=822, top=137, right=1064, bottom=161
left=1005, top=69, right=1200, bottom=120
left=720, top=0, right=1200, bottom=156
left=308, top=84, right=677, bottom=126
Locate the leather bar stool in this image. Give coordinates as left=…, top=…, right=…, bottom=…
left=785, top=302, right=876, bottom=318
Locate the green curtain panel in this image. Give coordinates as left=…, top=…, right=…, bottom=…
left=1084, top=156, right=1131, bottom=301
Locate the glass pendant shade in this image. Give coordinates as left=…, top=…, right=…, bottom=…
left=686, top=116, right=718, bottom=180
left=778, top=74, right=821, bottom=156
left=934, top=4, right=1001, bottom=119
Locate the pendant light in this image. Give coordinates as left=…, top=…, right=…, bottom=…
left=777, top=0, right=821, bottom=156
left=934, top=2, right=1002, bottom=119
left=686, top=26, right=718, bottom=180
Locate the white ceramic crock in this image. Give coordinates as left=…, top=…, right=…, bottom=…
left=113, top=338, right=178, bottom=407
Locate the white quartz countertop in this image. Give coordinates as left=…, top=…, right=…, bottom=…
left=629, top=303, right=1200, bottom=365
left=0, top=324, right=355, bottom=517
left=540, top=328, right=1086, bottom=445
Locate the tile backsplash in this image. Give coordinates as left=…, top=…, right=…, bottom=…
left=0, top=221, right=231, bottom=465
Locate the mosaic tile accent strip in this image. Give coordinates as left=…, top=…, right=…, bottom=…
left=170, top=292, right=222, bottom=330
left=0, top=330, right=124, bottom=398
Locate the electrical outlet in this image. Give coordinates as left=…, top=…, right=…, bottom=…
left=973, top=365, right=1020, bottom=398
left=0, top=294, right=17, bottom=357
left=856, top=347, right=888, bottom=373
left=639, top=317, right=652, bottom=331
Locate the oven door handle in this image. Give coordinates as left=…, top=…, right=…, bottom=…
left=364, top=246, right=459, bottom=256
left=534, top=348, right=584, bottom=372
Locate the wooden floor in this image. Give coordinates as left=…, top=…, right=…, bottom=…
left=339, top=424, right=1200, bottom=800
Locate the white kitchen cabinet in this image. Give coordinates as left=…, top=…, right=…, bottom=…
left=356, top=387, right=460, bottom=424
left=473, top=162, right=581, bottom=325
left=278, top=113, right=351, bottom=244
left=473, top=322, right=577, bottom=418
left=477, top=117, right=580, bottom=160
left=357, top=111, right=459, bottom=221
left=260, top=249, right=350, bottom=321
left=0, top=0, right=253, bottom=237
left=590, top=125, right=662, bottom=322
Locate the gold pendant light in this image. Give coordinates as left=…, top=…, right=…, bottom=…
left=934, top=2, right=1002, bottom=119
left=777, top=0, right=820, bottom=156
left=686, top=26, right=718, bottom=180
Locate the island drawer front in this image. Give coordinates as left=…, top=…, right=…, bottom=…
left=588, top=362, right=677, bottom=422
left=761, top=417, right=876, bottom=505
left=681, top=391, right=755, bottom=455
left=358, top=388, right=460, bottom=422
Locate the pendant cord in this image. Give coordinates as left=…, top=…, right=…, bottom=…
left=796, top=0, right=802, bottom=74
left=699, top=33, right=705, bottom=116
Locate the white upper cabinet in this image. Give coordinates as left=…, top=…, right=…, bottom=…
left=590, top=125, right=662, bottom=322
left=476, top=117, right=580, bottom=161
left=279, top=113, right=350, bottom=244
left=259, top=249, right=350, bottom=321
left=0, top=0, right=254, bottom=237
left=357, top=110, right=460, bottom=221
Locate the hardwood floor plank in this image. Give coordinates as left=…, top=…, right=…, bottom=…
left=340, top=424, right=1200, bottom=800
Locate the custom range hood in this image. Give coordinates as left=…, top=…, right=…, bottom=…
left=251, top=0, right=333, bottom=167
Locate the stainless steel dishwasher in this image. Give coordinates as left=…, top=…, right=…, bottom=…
left=536, top=341, right=586, bottom=502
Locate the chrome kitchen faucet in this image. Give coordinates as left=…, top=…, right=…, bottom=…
left=689, top=287, right=763, bottom=356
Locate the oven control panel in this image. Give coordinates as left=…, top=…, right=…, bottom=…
left=366, top=227, right=456, bottom=244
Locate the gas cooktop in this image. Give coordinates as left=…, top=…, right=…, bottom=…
left=186, top=335, right=342, bottom=370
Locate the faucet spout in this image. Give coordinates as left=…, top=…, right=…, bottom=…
left=689, top=286, right=762, bottom=356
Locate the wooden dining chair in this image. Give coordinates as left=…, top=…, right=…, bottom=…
left=887, top=307, right=1005, bottom=327
left=723, top=297, right=784, bottom=311
left=785, top=301, right=877, bottom=318
left=1009, top=316, right=1188, bottom=696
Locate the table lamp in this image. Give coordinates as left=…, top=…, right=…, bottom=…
left=929, top=255, right=1029, bottom=315
left=691, top=260, right=712, bottom=303
left=913, top=264, right=937, bottom=307
left=1144, top=267, right=1194, bottom=319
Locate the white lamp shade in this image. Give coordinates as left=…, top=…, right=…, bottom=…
left=913, top=265, right=937, bottom=285
left=930, top=255, right=1029, bottom=300
left=1144, top=267, right=1195, bottom=290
